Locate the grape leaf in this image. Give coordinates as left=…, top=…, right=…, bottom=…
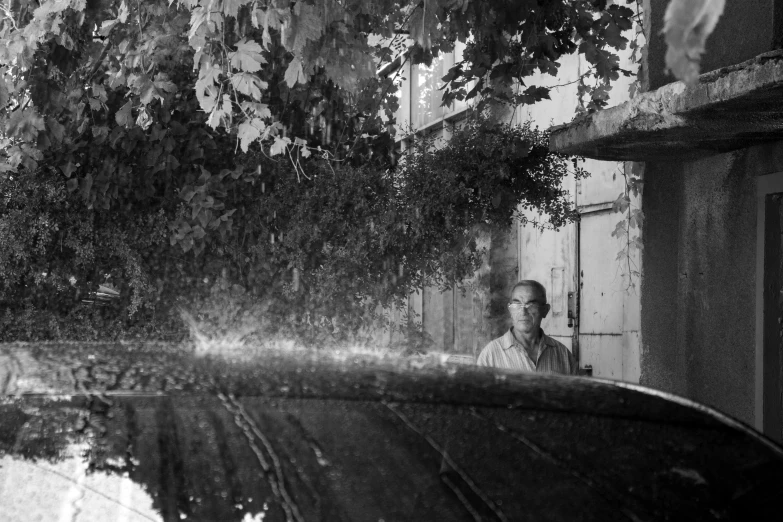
left=222, top=0, right=253, bottom=18
left=229, top=39, right=266, bottom=73
left=230, top=72, right=267, bottom=100
left=207, top=95, right=232, bottom=129
left=237, top=117, right=265, bottom=152
left=241, top=101, right=272, bottom=119
left=664, top=0, right=726, bottom=85
left=284, top=56, right=305, bottom=87
left=284, top=2, right=324, bottom=55
left=32, top=0, right=71, bottom=19
left=195, top=63, right=222, bottom=113
left=269, top=136, right=291, bottom=156
left=408, top=0, right=440, bottom=50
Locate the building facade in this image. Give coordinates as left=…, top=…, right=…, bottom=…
left=551, top=0, right=783, bottom=442
left=387, top=35, right=643, bottom=382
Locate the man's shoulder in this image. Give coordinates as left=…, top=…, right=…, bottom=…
left=481, top=330, right=514, bottom=352
left=476, top=331, right=512, bottom=365
left=541, top=332, right=577, bottom=373
left=543, top=334, right=569, bottom=352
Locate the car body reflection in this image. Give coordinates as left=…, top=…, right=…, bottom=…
left=0, top=342, right=782, bottom=521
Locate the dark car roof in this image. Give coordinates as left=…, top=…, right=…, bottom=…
left=1, top=342, right=782, bottom=521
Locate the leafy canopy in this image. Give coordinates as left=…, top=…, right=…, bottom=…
left=0, top=0, right=632, bottom=344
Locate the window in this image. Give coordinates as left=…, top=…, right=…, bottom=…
left=395, top=40, right=471, bottom=134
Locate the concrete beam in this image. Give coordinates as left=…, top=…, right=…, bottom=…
left=549, top=51, right=783, bottom=161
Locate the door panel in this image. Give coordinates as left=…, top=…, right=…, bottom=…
left=579, top=334, right=624, bottom=379
left=762, top=193, right=783, bottom=443
left=579, top=212, right=625, bottom=334
left=578, top=207, right=629, bottom=379
left=517, top=213, right=577, bottom=350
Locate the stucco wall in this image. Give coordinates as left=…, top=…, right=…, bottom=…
left=641, top=142, right=783, bottom=424
left=646, top=0, right=777, bottom=91
left=639, top=161, right=686, bottom=395
left=488, top=226, right=519, bottom=339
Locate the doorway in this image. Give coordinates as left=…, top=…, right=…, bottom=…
left=756, top=174, right=783, bottom=443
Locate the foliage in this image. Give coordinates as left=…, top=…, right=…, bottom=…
left=663, top=0, right=725, bottom=86
left=610, top=162, right=643, bottom=290
left=437, top=0, right=636, bottom=113
left=0, top=0, right=623, bottom=344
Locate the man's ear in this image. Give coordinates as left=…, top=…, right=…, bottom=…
left=541, top=303, right=551, bottom=318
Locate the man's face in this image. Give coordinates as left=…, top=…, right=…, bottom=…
left=508, top=285, right=550, bottom=335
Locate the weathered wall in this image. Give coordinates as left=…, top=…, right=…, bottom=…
left=488, top=226, right=519, bottom=339
left=646, top=0, right=777, bottom=91
left=641, top=141, right=783, bottom=424
left=639, top=160, right=685, bottom=395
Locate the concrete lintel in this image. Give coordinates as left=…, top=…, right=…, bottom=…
left=550, top=51, right=783, bottom=162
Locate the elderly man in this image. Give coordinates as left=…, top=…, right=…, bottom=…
left=477, top=280, right=578, bottom=374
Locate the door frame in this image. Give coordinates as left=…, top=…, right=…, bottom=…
left=755, top=172, right=783, bottom=434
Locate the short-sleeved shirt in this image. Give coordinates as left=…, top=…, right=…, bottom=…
left=476, top=328, right=578, bottom=375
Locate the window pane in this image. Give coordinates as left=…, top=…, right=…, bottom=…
left=412, top=56, right=445, bottom=128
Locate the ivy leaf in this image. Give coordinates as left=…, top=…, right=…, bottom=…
left=180, top=186, right=196, bottom=202
left=237, top=117, right=265, bottom=152
left=60, top=161, right=76, bottom=178
left=230, top=72, right=267, bottom=99
left=284, top=56, right=305, bottom=88
left=47, top=117, right=64, bottom=143
left=115, top=100, right=133, bottom=127
left=0, top=74, right=8, bottom=108
left=107, top=68, right=127, bottom=89
left=192, top=225, right=206, bottom=240
left=66, top=177, right=78, bottom=192
left=99, top=19, right=120, bottom=36
left=269, top=136, right=291, bottom=156
left=229, top=39, right=266, bottom=73
left=118, top=1, right=129, bottom=23
left=92, top=125, right=109, bottom=140
left=91, top=83, right=107, bottom=102
left=153, top=79, right=177, bottom=95
left=5, top=109, right=45, bottom=140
